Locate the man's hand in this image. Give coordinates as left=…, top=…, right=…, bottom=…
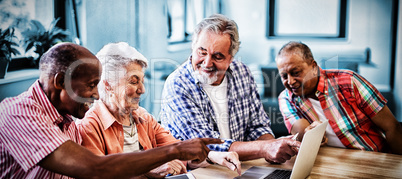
left=174, top=138, right=223, bottom=163
left=144, top=160, right=187, bottom=178
left=260, top=138, right=300, bottom=164
left=303, top=121, right=327, bottom=145
left=208, top=151, right=241, bottom=175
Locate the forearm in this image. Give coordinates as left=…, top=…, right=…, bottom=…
left=40, top=141, right=181, bottom=178
left=227, top=134, right=274, bottom=161
left=99, top=145, right=181, bottom=177
left=385, top=125, right=402, bottom=155
left=257, top=134, right=275, bottom=140
left=290, top=118, right=310, bottom=141
left=228, top=141, right=264, bottom=161
left=370, top=106, right=402, bottom=155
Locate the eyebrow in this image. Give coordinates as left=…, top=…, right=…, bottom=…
left=86, top=79, right=100, bottom=87
left=198, top=47, right=207, bottom=51
left=129, top=74, right=146, bottom=82
left=212, top=52, right=225, bottom=58
left=198, top=47, right=225, bottom=57
left=280, top=66, right=301, bottom=75
left=129, top=75, right=140, bottom=80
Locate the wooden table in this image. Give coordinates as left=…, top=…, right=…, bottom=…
left=191, top=147, right=402, bottom=178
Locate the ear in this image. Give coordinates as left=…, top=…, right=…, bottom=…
left=312, top=61, right=319, bottom=75
left=312, top=60, right=318, bottom=67
left=54, top=73, right=65, bottom=90
left=103, top=80, right=112, bottom=92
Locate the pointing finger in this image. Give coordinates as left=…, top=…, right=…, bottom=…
left=201, top=138, right=225, bottom=145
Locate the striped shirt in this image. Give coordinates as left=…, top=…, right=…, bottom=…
left=0, top=80, right=81, bottom=178
left=278, top=68, right=388, bottom=152
left=160, top=58, right=273, bottom=152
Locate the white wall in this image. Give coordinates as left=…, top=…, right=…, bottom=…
left=224, top=0, right=393, bottom=91
left=79, top=0, right=137, bottom=53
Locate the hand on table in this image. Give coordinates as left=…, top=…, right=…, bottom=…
left=208, top=151, right=241, bottom=175
left=145, top=159, right=187, bottom=178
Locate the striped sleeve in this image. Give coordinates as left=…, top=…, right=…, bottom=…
left=351, top=73, right=387, bottom=118
left=0, top=99, right=69, bottom=172
left=278, top=90, right=301, bottom=133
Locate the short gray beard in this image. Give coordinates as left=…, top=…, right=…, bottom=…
left=194, top=69, right=218, bottom=85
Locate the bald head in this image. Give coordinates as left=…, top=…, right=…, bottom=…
left=276, top=41, right=315, bottom=65
left=39, top=43, right=98, bottom=81
left=38, top=43, right=102, bottom=118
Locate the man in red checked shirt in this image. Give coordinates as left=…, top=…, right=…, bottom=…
left=276, top=41, right=402, bottom=154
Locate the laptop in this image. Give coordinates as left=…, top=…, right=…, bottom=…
left=235, top=121, right=328, bottom=179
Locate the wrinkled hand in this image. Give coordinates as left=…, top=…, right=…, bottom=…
left=261, top=138, right=300, bottom=164
left=304, top=121, right=327, bottom=146
left=144, top=160, right=187, bottom=178
left=174, top=138, right=223, bottom=163
left=304, top=121, right=322, bottom=132
left=208, top=151, right=241, bottom=175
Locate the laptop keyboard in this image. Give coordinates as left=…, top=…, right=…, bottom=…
left=263, top=169, right=291, bottom=179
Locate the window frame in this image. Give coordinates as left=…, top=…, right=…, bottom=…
left=266, top=0, right=348, bottom=39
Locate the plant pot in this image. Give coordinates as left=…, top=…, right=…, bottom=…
left=0, top=57, right=10, bottom=79
left=8, top=56, right=36, bottom=71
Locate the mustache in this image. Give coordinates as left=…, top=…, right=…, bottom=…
left=198, top=63, right=217, bottom=71
left=126, top=97, right=141, bottom=103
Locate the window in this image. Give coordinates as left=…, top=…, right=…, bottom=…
left=267, top=0, right=347, bottom=38
left=0, top=0, right=54, bottom=57
left=167, top=0, right=221, bottom=50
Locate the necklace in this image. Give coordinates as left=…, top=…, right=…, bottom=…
left=123, top=113, right=136, bottom=137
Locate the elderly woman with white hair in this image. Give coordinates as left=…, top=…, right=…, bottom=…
left=77, top=42, right=241, bottom=178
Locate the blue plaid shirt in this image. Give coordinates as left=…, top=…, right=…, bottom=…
left=160, top=58, right=273, bottom=151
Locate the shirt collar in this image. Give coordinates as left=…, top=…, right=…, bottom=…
left=33, top=80, right=71, bottom=125
left=315, top=67, right=327, bottom=96
left=93, top=100, right=119, bottom=130
left=187, top=56, right=200, bottom=84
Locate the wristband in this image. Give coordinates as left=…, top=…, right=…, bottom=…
left=206, top=156, right=214, bottom=164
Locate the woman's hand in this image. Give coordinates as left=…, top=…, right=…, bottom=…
left=208, top=151, right=241, bottom=176
left=144, top=159, right=187, bottom=178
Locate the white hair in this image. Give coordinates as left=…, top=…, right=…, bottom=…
left=96, top=42, right=148, bottom=101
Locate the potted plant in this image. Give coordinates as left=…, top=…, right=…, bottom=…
left=21, top=18, right=70, bottom=67
left=0, top=27, right=21, bottom=78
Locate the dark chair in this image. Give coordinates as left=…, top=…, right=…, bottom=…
left=260, top=67, right=289, bottom=137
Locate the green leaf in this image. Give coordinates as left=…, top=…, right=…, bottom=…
left=21, top=18, right=71, bottom=57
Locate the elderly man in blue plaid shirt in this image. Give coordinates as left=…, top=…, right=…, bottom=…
left=160, top=14, right=300, bottom=164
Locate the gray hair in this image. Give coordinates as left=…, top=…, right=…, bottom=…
left=192, top=14, right=241, bottom=57
left=277, top=41, right=315, bottom=64
left=96, top=42, right=148, bottom=101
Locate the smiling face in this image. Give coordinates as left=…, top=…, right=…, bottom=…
left=110, top=62, right=145, bottom=114
left=191, top=31, right=233, bottom=86
left=61, top=57, right=102, bottom=119
left=276, top=53, right=318, bottom=98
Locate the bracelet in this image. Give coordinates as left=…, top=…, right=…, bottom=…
left=206, top=156, right=214, bottom=164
